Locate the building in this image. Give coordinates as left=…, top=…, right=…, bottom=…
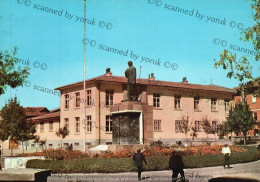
left=0, top=107, right=50, bottom=151
left=32, top=69, right=235, bottom=150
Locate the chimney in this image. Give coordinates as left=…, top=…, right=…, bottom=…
left=148, top=73, right=155, bottom=80
left=182, top=77, right=188, bottom=83
left=104, top=68, right=112, bottom=76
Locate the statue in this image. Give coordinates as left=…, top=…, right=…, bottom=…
left=125, top=61, right=136, bottom=100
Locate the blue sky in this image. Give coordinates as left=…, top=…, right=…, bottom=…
left=0, top=0, right=259, bottom=110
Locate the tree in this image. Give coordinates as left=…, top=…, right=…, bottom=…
left=190, top=127, right=198, bottom=143
left=0, top=97, right=36, bottom=155
left=17, top=118, right=36, bottom=154
left=214, top=0, right=259, bottom=101
left=227, top=102, right=256, bottom=145
left=0, top=47, right=30, bottom=95
left=56, top=126, right=70, bottom=148
left=180, top=115, right=192, bottom=145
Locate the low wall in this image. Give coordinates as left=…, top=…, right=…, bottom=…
left=1, top=156, right=44, bottom=169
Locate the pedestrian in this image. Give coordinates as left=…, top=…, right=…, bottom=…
left=169, top=150, right=185, bottom=182
left=133, top=149, right=147, bottom=181
left=222, top=144, right=231, bottom=168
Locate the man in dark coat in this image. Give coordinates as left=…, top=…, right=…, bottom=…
left=133, top=149, right=147, bottom=181
left=125, top=61, right=136, bottom=100
left=169, top=151, right=185, bottom=182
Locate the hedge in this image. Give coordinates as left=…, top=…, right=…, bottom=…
left=26, top=146, right=260, bottom=173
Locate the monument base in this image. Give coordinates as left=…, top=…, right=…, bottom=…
left=110, top=100, right=154, bottom=145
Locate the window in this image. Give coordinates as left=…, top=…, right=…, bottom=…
left=174, top=96, right=181, bottom=109
left=106, top=116, right=112, bottom=133
left=74, top=143, right=80, bottom=149
left=224, top=99, right=230, bottom=112
left=153, top=94, right=160, bottom=108
left=86, top=116, right=92, bottom=132
left=194, top=97, right=200, bottom=110
left=65, top=118, right=69, bottom=131
left=48, top=144, right=53, bottom=148
left=75, top=117, right=80, bottom=133
left=253, top=113, right=257, bottom=121
left=49, top=121, right=53, bottom=132
left=106, top=90, right=114, bottom=106
left=86, top=90, right=92, bottom=106
left=76, top=92, right=80, bottom=107
left=195, top=121, right=201, bottom=131
left=211, top=98, right=217, bottom=111
left=63, top=143, right=69, bottom=148
left=175, top=120, right=183, bottom=133
left=31, top=144, right=35, bottom=148
left=65, top=94, right=69, bottom=109
left=252, top=94, right=257, bottom=103
left=154, top=120, right=161, bottom=131
left=40, top=122, right=44, bottom=133
left=212, top=121, right=218, bottom=131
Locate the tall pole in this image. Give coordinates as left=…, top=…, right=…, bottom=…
left=83, top=0, right=87, bottom=152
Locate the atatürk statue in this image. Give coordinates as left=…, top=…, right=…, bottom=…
left=125, top=61, right=136, bottom=100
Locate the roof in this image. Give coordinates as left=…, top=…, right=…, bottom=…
left=24, top=107, right=49, bottom=117
left=31, top=111, right=60, bottom=121
left=55, top=75, right=235, bottom=94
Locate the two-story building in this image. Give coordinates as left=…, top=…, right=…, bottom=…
left=32, top=68, right=235, bottom=150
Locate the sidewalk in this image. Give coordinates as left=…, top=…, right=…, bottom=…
left=47, top=159, right=260, bottom=182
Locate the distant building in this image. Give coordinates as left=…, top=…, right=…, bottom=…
left=234, top=85, right=260, bottom=136
left=0, top=107, right=50, bottom=150
left=31, top=68, right=235, bottom=150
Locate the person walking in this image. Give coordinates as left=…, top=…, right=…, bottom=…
left=133, top=149, right=147, bottom=181
left=222, top=144, right=231, bottom=168
left=169, top=151, right=185, bottom=182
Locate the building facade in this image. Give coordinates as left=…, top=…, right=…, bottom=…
left=32, top=69, right=235, bottom=150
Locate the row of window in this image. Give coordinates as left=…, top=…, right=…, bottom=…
left=153, top=120, right=218, bottom=132
left=65, top=90, right=114, bottom=109
left=39, top=116, right=113, bottom=134
left=153, top=94, right=230, bottom=111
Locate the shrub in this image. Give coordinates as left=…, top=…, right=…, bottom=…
left=26, top=146, right=260, bottom=173
left=42, top=144, right=246, bottom=160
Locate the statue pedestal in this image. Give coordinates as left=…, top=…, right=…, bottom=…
left=110, top=101, right=153, bottom=145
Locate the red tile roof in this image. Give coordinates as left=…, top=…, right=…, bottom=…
left=24, top=107, right=49, bottom=117
left=31, top=111, right=60, bottom=121
left=55, top=75, right=235, bottom=93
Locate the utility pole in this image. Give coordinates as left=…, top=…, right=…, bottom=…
left=83, top=0, right=87, bottom=152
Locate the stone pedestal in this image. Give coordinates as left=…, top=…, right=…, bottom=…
left=110, top=101, right=153, bottom=145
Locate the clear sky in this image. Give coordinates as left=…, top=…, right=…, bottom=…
left=0, top=0, right=259, bottom=110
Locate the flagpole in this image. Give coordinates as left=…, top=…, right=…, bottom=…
left=83, top=0, right=87, bottom=152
